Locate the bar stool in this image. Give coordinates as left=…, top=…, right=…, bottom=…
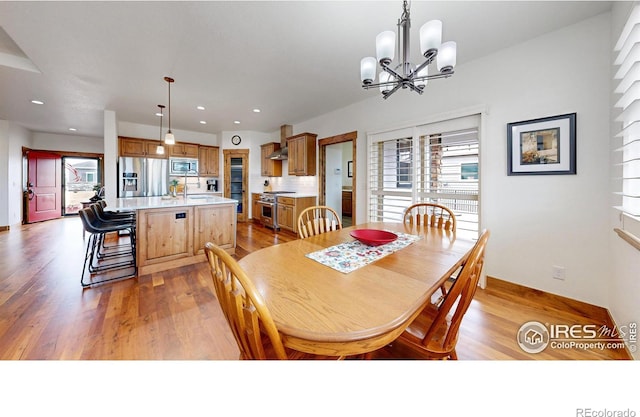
left=88, top=203, right=136, bottom=256
left=78, top=207, right=136, bottom=288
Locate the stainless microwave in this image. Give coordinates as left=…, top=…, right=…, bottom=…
left=169, top=158, right=199, bottom=176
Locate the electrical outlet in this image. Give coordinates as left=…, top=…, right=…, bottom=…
left=552, top=266, right=566, bottom=280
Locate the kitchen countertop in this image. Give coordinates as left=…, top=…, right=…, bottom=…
left=278, top=193, right=317, bottom=198
left=108, top=195, right=237, bottom=211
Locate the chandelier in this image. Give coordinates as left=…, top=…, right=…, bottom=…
left=360, top=0, right=457, bottom=99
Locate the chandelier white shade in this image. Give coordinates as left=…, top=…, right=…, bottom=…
left=164, top=76, right=176, bottom=145
left=360, top=1, right=456, bottom=99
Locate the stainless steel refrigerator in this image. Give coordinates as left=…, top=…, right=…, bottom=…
left=118, top=157, right=169, bottom=197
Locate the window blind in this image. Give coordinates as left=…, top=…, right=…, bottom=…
left=368, top=115, right=480, bottom=236
left=614, top=5, right=640, bottom=220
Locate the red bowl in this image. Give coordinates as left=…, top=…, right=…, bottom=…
left=350, top=229, right=398, bottom=246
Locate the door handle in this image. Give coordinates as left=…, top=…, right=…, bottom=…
left=26, top=182, right=35, bottom=200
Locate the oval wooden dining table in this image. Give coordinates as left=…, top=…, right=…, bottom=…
left=238, top=221, right=475, bottom=356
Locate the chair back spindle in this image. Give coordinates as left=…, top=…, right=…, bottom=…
left=403, top=203, right=456, bottom=232
left=297, top=206, right=342, bottom=239
left=205, top=242, right=288, bottom=359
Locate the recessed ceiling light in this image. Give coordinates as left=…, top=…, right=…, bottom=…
left=68, top=127, right=77, bottom=131
left=253, top=108, right=261, bottom=113
left=196, top=106, right=205, bottom=110
left=234, top=120, right=240, bottom=124
left=199, top=121, right=207, bottom=125
left=31, top=99, right=44, bottom=105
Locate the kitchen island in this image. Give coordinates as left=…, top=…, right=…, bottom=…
left=108, top=195, right=237, bottom=275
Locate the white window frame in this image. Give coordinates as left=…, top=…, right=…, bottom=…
left=367, top=111, right=483, bottom=237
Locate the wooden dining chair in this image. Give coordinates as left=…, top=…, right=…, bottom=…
left=403, top=202, right=456, bottom=232
left=204, top=242, right=342, bottom=360
left=297, top=205, right=342, bottom=239
left=373, top=229, right=490, bottom=360
left=404, top=202, right=457, bottom=298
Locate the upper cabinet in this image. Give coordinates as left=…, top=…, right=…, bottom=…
left=119, top=137, right=167, bottom=158
left=260, top=142, right=282, bottom=177
left=199, top=145, right=219, bottom=177
left=287, top=132, right=317, bottom=176
left=169, top=143, right=199, bottom=158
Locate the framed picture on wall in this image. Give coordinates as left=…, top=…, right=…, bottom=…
left=507, top=113, right=576, bottom=175
left=347, top=160, right=353, bottom=178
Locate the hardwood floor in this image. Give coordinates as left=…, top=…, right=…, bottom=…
left=0, top=216, right=631, bottom=360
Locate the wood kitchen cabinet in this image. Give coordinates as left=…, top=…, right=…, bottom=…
left=119, top=137, right=166, bottom=158
left=287, top=133, right=317, bottom=176
left=169, top=143, right=199, bottom=158
left=252, top=193, right=262, bottom=223
left=342, top=190, right=352, bottom=216
left=199, top=145, right=219, bottom=177
left=277, top=196, right=317, bottom=234
left=193, top=203, right=235, bottom=254
left=260, top=142, right=282, bottom=177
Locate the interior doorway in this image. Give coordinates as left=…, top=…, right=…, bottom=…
left=318, top=131, right=357, bottom=226
left=223, top=149, right=249, bottom=222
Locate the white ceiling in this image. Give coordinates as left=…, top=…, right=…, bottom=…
left=0, top=1, right=613, bottom=138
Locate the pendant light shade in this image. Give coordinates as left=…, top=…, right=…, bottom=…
left=164, top=76, right=176, bottom=145
left=379, top=72, right=392, bottom=94
left=376, top=31, right=396, bottom=65
left=360, top=57, right=377, bottom=85
left=156, top=104, right=165, bottom=155
left=437, top=41, right=457, bottom=73
left=419, top=20, right=442, bottom=59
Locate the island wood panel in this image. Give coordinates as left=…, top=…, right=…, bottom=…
left=137, top=206, right=194, bottom=266
left=193, top=203, right=236, bottom=254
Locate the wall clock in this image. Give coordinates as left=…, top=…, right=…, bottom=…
left=231, top=135, right=242, bottom=145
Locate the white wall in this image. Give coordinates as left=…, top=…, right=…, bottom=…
left=8, top=123, right=31, bottom=226
left=342, top=142, right=353, bottom=188
left=31, top=132, right=103, bottom=154
left=0, top=120, right=9, bottom=227
left=292, top=13, right=612, bottom=307
left=325, top=144, right=342, bottom=217
left=610, top=2, right=640, bottom=360
left=118, top=121, right=218, bottom=147
left=0, top=120, right=32, bottom=227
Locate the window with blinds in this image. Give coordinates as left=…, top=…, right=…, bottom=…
left=613, top=5, right=640, bottom=249
left=417, top=129, right=479, bottom=234
left=368, top=116, right=480, bottom=236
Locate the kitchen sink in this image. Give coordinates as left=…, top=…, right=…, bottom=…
left=187, top=195, right=210, bottom=199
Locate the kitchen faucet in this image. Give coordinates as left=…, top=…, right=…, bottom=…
left=183, top=169, right=200, bottom=199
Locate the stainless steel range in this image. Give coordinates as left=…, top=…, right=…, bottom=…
left=257, top=191, right=295, bottom=230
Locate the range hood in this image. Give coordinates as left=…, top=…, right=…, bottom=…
left=268, top=124, right=292, bottom=160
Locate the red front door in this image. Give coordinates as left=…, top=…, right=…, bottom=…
left=26, top=151, right=62, bottom=223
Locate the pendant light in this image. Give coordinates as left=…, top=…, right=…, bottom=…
left=156, top=104, right=166, bottom=155
left=164, top=76, right=176, bottom=145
